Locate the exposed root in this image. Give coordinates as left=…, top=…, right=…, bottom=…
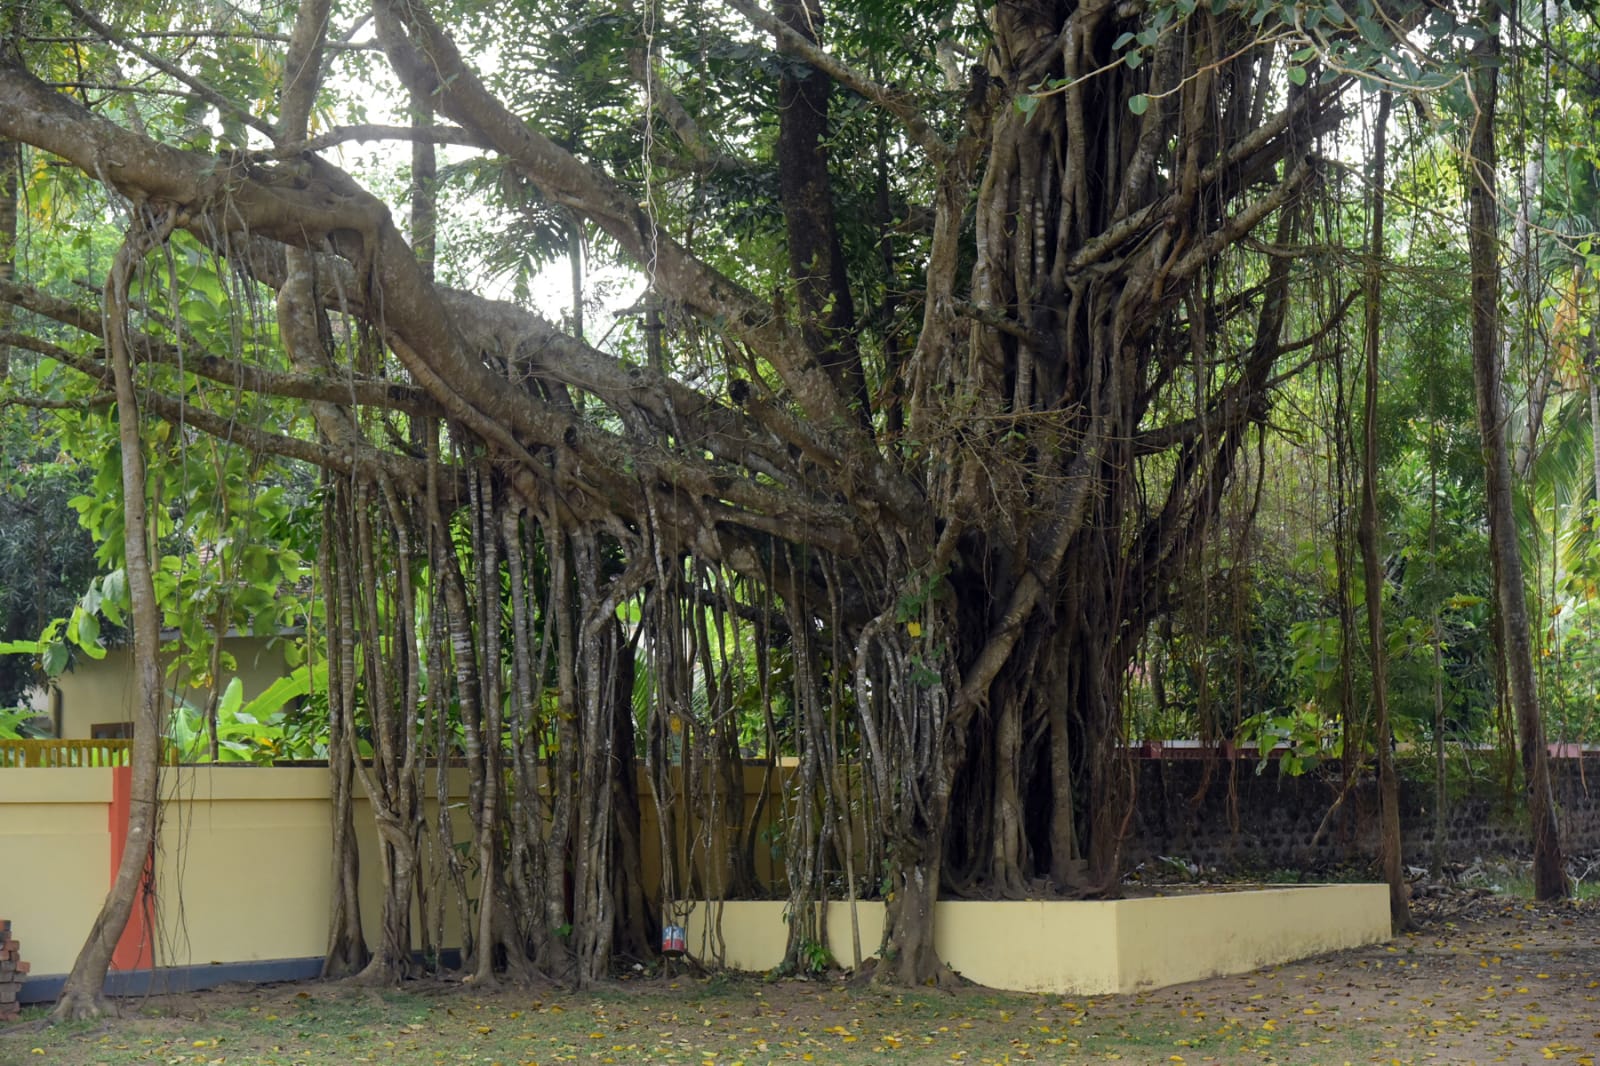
left=49, top=990, right=113, bottom=1024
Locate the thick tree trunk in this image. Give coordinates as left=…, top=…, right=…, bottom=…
left=608, top=638, right=655, bottom=961
left=774, top=0, right=867, bottom=419
left=880, top=806, right=949, bottom=986
left=1356, top=92, right=1410, bottom=931
left=1466, top=7, right=1567, bottom=901
left=322, top=695, right=369, bottom=977
left=52, top=216, right=174, bottom=1021
left=343, top=491, right=422, bottom=983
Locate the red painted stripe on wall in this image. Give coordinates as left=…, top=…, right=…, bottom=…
left=108, top=766, right=153, bottom=972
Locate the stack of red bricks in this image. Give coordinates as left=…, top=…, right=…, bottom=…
left=0, top=919, right=27, bottom=1020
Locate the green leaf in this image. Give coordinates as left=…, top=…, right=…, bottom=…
left=41, top=641, right=69, bottom=677
left=240, top=662, right=324, bottom=721
left=1128, top=94, right=1151, bottom=115
left=1288, top=65, right=1307, bottom=86
left=218, top=676, right=244, bottom=719
left=76, top=610, right=101, bottom=653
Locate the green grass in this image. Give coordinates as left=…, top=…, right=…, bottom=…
left=0, top=975, right=1384, bottom=1065
left=1462, top=870, right=1600, bottom=901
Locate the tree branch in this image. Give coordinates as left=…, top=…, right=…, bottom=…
left=61, top=0, right=277, bottom=141
left=257, top=123, right=493, bottom=159
left=369, top=0, right=924, bottom=525
left=721, top=0, right=947, bottom=161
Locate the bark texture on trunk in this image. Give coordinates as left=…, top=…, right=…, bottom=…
left=1466, top=5, right=1568, bottom=902
left=1356, top=91, right=1410, bottom=932
left=51, top=213, right=174, bottom=1021
left=0, top=137, right=15, bottom=382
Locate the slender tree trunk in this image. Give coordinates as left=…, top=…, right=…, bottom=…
left=1508, top=154, right=1547, bottom=480
left=1430, top=448, right=1448, bottom=876
left=1585, top=329, right=1600, bottom=504
left=1333, top=340, right=1362, bottom=786
left=0, top=136, right=16, bottom=381
left=0, top=9, right=17, bottom=382
left=1356, top=91, right=1410, bottom=931
left=52, top=213, right=175, bottom=1021
left=1466, top=6, right=1567, bottom=901
left=320, top=500, right=369, bottom=976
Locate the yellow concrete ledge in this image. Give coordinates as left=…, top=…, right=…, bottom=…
left=682, top=885, right=1390, bottom=994
left=160, top=765, right=333, bottom=802
left=0, top=766, right=113, bottom=804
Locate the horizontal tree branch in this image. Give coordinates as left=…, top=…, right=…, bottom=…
left=257, top=124, right=494, bottom=159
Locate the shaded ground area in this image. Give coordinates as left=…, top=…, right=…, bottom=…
left=3, top=895, right=1598, bottom=1065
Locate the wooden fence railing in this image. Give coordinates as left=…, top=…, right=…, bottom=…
left=0, top=739, right=178, bottom=768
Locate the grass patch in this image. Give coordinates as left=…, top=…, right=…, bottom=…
left=0, top=973, right=1384, bottom=1065
left=1459, top=862, right=1600, bottom=901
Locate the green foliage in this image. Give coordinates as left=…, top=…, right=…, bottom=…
left=797, top=937, right=834, bottom=974
left=1233, top=705, right=1341, bottom=776
left=0, top=422, right=101, bottom=706
left=1154, top=554, right=1329, bottom=740
left=0, top=705, right=43, bottom=740
left=166, top=663, right=330, bottom=764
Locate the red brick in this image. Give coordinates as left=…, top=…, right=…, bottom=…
left=15, top=960, right=27, bottom=974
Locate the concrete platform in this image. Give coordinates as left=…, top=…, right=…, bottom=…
left=680, top=884, right=1391, bottom=994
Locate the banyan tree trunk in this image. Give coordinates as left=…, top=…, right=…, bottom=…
left=50, top=216, right=173, bottom=1022
left=869, top=0, right=1315, bottom=981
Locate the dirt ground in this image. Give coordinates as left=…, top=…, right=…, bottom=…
left=4, top=891, right=1600, bottom=1065
left=1088, top=891, right=1600, bottom=1063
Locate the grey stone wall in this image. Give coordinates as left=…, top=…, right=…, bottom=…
left=1119, top=754, right=1600, bottom=874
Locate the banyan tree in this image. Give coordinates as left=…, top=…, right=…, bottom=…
left=0, top=0, right=1527, bottom=1017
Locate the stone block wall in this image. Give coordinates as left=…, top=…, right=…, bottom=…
left=1120, top=754, right=1600, bottom=874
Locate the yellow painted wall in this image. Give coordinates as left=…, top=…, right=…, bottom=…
left=937, top=901, right=1122, bottom=993
left=2, top=765, right=1386, bottom=993
left=683, top=899, right=789, bottom=970
left=684, top=889, right=1388, bottom=994
left=56, top=636, right=293, bottom=739
left=0, top=770, right=113, bottom=975
left=1113, top=885, right=1391, bottom=991
left=151, top=768, right=333, bottom=966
